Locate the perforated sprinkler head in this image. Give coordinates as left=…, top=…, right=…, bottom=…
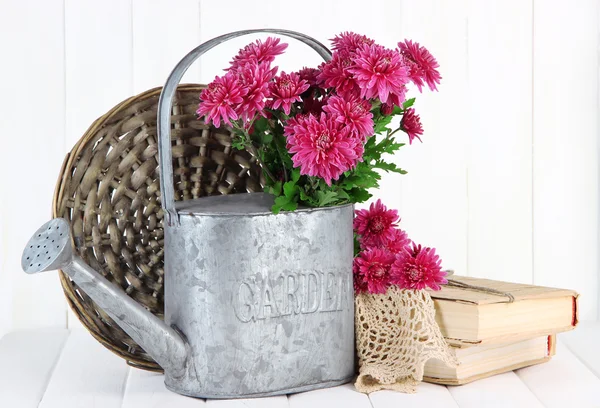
left=21, top=218, right=73, bottom=274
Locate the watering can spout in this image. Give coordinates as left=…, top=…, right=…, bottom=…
left=21, top=218, right=188, bottom=376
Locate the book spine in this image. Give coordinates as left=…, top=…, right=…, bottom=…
left=547, top=335, right=557, bottom=356
left=572, top=295, right=579, bottom=326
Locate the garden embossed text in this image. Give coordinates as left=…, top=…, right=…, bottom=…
left=233, top=271, right=352, bottom=322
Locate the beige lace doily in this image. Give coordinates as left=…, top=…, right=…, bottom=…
left=355, top=287, right=458, bottom=393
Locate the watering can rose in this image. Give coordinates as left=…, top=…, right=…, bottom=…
left=197, top=32, right=441, bottom=213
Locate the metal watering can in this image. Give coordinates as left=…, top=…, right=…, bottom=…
left=22, top=29, right=355, bottom=399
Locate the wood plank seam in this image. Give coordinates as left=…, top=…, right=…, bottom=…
left=119, top=367, right=132, bottom=408
left=530, top=0, right=535, bottom=287
left=61, top=0, right=68, bottom=160
left=463, top=10, right=469, bottom=281
left=365, top=392, right=375, bottom=408
left=560, top=338, right=600, bottom=380
left=37, top=329, right=71, bottom=407
left=61, top=0, right=69, bottom=331
left=128, top=0, right=134, bottom=94
left=514, top=344, right=572, bottom=408
left=597, top=0, right=600, bottom=322
left=511, top=375, right=545, bottom=408
left=444, top=385, right=461, bottom=407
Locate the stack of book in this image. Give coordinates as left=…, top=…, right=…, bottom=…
left=424, top=276, right=578, bottom=385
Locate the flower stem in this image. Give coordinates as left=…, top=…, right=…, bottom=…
left=233, top=121, right=278, bottom=184
left=244, top=131, right=277, bottom=184
left=274, top=141, right=288, bottom=182
left=387, top=126, right=403, bottom=139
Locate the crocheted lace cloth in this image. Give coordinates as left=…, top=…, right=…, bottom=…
left=355, top=287, right=458, bottom=393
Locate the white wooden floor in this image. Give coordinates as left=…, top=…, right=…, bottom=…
left=1, top=324, right=599, bottom=408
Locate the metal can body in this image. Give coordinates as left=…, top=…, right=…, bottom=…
left=163, top=201, right=355, bottom=398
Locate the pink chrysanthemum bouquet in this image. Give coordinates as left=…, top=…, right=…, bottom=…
left=353, top=199, right=447, bottom=294
left=197, top=32, right=441, bottom=213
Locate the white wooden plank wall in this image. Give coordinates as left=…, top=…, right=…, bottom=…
left=389, top=0, right=470, bottom=278
left=467, top=0, right=534, bottom=285
left=0, top=0, right=68, bottom=335
left=532, top=0, right=600, bottom=321
left=0, top=0, right=598, bottom=337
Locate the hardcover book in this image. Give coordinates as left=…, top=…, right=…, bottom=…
left=429, top=276, right=578, bottom=347
left=424, top=335, right=556, bottom=385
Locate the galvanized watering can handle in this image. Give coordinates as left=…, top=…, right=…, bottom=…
left=157, top=29, right=333, bottom=226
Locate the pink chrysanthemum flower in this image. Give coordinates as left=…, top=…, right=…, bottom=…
left=283, top=114, right=307, bottom=141
left=398, top=39, right=441, bottom=92
left=400, top=108, right=424, bottom=144
left=268, top=72, right=310, bottom=115
left=317, top=51, right=360, bottom=98
left=323, top=95, right=374, bottom=140
left=349, top=44, right=409, bottom=105
left=236, top=61, right=278, bottom=122
left=360, top=226, right=411, bottom=254
left=354, top=199, right=400, bottom=247
left=384, top=228, right=412, bottom=254
left=354, top=248, right=396, bottom=294
left=331, top=31, right=375, bottom=54
left=391, top=244, right=447, bottom=291
left=296, top=67, right=321, bottom=87
left=197, top=73, right=246, bottom=128
left=229, top=37, right=288, bottom=71
left=353, top=260, right=369, bottom=294
left=285, top=113, right=362, bottom=185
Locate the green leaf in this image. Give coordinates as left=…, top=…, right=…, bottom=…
left=403, top=98, right=416, bottom=109
left=374, top=115, right=393, bottom=135
left=272, top=195, right=298, bottom=214
left=392, top=105, right=404, bottom=115
left=354, top=233, right=362, bottom=256
left=378, top=138, right=405, bottom=155
left=281, top=200, right=298, bottom=211
left=347, top=188, right=372, bottom=203
left=373, top=161, right=407, bottom=174
left=364, top=135, right=377, bottom=150
left=336, top=189, right=351, bottom=201
left=231, top=137, right=246, bottom=150
left=291, top=168, right=301, bottom=183
left=254, top=117, right=269, bottom=132
left=340, top=163, right=382, bottom=190
left=299, top=189, right=310, bottom=201
left=250, top=125, right=273, bottom=145
left=268, top=181, right=283, bottom=196
left=283, top=180, right=299, bottom=198
left=259, top=132, right=273, bottom=144
left=299, top=188, right=319, bottom=207
left=316, top=190, right=339, bottom=207
left=271, top=196, right=287, bottom=214
left=363, top=135, right=404, bottom=163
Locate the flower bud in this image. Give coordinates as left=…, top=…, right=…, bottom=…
left=380, top=103, right=394, bottom=116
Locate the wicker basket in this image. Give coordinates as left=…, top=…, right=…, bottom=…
left=52, top=84, right=264, bottom=371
